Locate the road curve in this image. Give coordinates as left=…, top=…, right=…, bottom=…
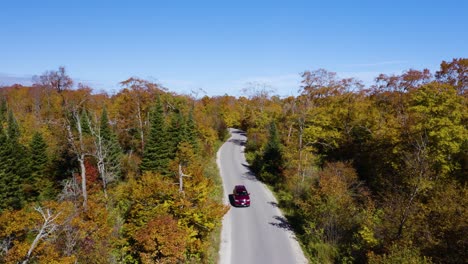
left=217, top=128, right=308, bottom=264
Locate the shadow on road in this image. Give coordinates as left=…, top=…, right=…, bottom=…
left=269, top=216, right=293, bottom=231
left=268, top=201, right=279, bottom=208
left=228, top=194, right=235, bottom=206
left=230, top=129, right=247, bottom=136
left=228, top=138, right=246, bottom=147
left=241, top=165, right=258, bottom=182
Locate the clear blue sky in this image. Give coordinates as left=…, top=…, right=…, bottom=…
left=1, top=0, right=467, bottom=96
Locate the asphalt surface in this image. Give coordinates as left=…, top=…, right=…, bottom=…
left=218, top=128, right=308, bottom=264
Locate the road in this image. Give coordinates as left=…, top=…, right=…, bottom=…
left=217, top=128, right=308, bottom=264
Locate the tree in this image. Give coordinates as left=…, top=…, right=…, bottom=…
left=0, top=167, right=23, bottom=211
left=368, top=243, right=433, bottom=264
left=185, top=109, right=199, bottom=152
left=257, top=122, right=284, bottom=185
left=35, top=66, right=73, bottom=93
left=6, top=110, right=20, bottom=142
left=0, top=97, right=7, bottom=123
left=293, top=162, right=369, bottom=263
left=134, top=215, right=188, bottom=264
left=118, top=78, right=164, bottom=154
left=373, top=69, right=432, bottom=93
left=435, top=58, right=467, bottom=95
left=92, top=107, right=122, bottom=197
left=29, top=132, right=48, bottom=175
left=66, top=106, right=92, bottom=209
left=21, top=207, right=61, bottom=264
left=167, top=110, right=185, bottom=160
left=28, top=132, right=54, bottom=201
left=0, top=112, right=27, bottom=211
left=300, top=69, right=343, bottom=98
left=79, top=110, right=92, bottom=135
left=6, top=111, right=30, bottom=182
left=409, top=82, right=466, bottom=176
left=140, top=98, right=170, bottom=174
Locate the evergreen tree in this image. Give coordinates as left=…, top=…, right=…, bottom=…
left=167, top=110, right=185, bottom=160
left=140, top=98, right=170, bottom=174
left=99, top=107, right=122, bottom=181
left=0, top=123, right=23, bottom=210
left=29, top=131, right=54, bottom=200
left=185, top=109, right=199, bottom=153
left=30, top=132, right=48, bottom=175
left=168, top=109, right=199, bottom=159
left=100, top=107, right=113, bottom=140
left=7, top=111, right=30, bottom=181
left=259, top=122, right=284, bottom=185
left=80, top=110, right=92, bottom=135
left=7, top=110, right=20, bottom=142
left=0, top=96, right=7, bottom=123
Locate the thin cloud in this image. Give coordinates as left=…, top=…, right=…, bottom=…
left=161, top=79, right=197, bottom=89
left=233, top=74, right=302, bottom=97
left=0, top=73, right=33, bottom=86
left=159, top=78, right=204, bottom=96
left=343, top=60, right=408, bottom=67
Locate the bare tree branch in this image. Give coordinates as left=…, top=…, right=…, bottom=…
left=22, top=207, right=61, bottom=264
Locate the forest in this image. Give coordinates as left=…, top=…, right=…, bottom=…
left=0, top=71, right=229, bottom=263
left=0, top=58, right=466, bottom=263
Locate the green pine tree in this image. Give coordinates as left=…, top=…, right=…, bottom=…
left=185, top=109, right=199, bottom=153
left=140, top=98, right=171, bottom=174
left=7, top=111, right=30, bottom=181
left=99, top=107, right=122, bottom=180
left=7, top=110, right=20, bottom=142
left=167, top=110, right=185, bottom=160
left=260, top=122, right=284, bottom=185
left=29, top=131, right=54, bottom=201
left=0, top=123, right=24, bottom=211
left=30, top=132, right=48, bottom=174
left=100, top=107, right=113, bottom=140
left=80, top=110, right=92, bottom=135
left=0, top=97, right=7, bottom=123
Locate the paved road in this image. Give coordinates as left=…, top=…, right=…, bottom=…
left=218, top=128, right=308, bottom=264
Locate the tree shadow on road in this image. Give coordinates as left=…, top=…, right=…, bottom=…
left=230, top=129, right=247, bottom=136
left=269, top=216, right=293, bottom=231
left=268, top=201, right=279, bottom=208
left=228, top=138, right=246, bottom=147
left=241, top=164, right=258, bottom=182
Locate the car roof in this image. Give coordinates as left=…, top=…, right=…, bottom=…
left=235, top=185, right=247, bottom=190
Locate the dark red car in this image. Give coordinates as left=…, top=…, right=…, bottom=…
left=233, top=185, right=250, bottom=207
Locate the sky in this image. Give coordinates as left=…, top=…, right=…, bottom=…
left=1, top=0, right=467, bottom=97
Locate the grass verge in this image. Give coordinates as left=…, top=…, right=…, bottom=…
left=204, top=140, right=226, bottom=264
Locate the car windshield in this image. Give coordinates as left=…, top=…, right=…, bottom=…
left=238, top=190, right=248, bottom=195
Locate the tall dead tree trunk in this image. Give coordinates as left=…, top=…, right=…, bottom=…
left=178, top=164, right=191, bottom=193
left=66, top=108, right=88, bottom=209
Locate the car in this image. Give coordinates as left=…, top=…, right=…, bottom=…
left=232, top=185, right=250, bottom=207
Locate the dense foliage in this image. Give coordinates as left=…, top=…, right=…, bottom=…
left=0, top=58, right=466, bottom=263
left=0, top=74, right=229, bottom=263
left=242, top=58, right=467, bottom=263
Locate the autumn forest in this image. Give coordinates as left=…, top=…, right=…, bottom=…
left=0, top=58, right=466, bottom=263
